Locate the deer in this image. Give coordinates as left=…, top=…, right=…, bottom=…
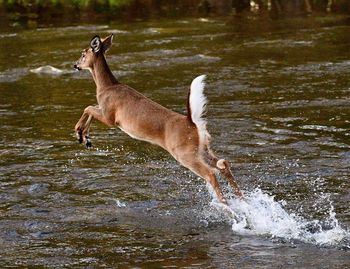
left=73, top=34, right=243, bottom=205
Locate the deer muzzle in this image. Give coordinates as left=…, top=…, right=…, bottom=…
left=73, top=64, right=82, bottom=71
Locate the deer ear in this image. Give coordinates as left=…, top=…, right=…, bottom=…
left=90, top=35, right=102, bottom=53
left=102, top=34, right=114, bottom=53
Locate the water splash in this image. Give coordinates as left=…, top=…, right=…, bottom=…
left=30, top=65, right=73, bottom=75
left=210, top=188, right=349, bottom=247
left=114, top=199, right=127, bottom=208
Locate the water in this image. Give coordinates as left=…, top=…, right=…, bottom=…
left=1, top=17, right=350, bottom=267
left=213, top=189, right=348, bottom=246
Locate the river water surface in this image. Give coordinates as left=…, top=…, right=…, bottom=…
left=0, top=18, right=350, bottom=268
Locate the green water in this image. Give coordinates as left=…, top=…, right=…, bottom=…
left=0, top=17, right=349, bottom=267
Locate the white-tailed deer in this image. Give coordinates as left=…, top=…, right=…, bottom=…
left=74, top=34, right=243, bottom=204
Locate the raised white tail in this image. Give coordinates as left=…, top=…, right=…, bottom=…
left=188, top=75, right=210, bottom=144
left=189, top=75, right=207, bottom=127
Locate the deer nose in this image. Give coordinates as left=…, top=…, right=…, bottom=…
left=73, top=64, right=81, bottom=71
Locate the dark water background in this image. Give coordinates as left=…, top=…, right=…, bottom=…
left=0, top=16, right=349, bottom=268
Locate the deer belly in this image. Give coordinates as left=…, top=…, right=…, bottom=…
left=118, top=126, right=158, bottom=146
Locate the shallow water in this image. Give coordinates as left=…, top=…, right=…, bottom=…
left=0, top=18, right=350, bottom=267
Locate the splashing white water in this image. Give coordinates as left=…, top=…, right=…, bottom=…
left=30, top=65, right=73, bottom=75
left=210, top=188, right=349, bottom=246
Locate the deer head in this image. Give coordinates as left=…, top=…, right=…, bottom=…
left=74, top=34, right=114, bottom=71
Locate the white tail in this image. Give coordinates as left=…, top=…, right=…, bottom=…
left=189, top=75, right=207, bottom=127
left=188, top=75, right=210, bottom=144
left=74, top=35, right=243, bottom=204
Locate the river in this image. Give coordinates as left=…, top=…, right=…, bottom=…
left=0, top=17, right=349, bottom=267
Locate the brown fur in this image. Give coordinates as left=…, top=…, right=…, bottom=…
left=74, top=35, right=243, bottom=204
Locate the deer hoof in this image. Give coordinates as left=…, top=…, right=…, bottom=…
left=221, top=198, right=228, bottom=205
left=85, top=137, right=92, bottom=148
left=77, top=129, right=84, bottom=144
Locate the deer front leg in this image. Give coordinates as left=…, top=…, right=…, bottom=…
left=75, top=112, right=90, bottom=145
left=75, top=105, right=107, bottom=148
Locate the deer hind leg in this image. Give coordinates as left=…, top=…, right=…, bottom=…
left=180, top=156, right=227, bottom=204
left=204, top=147, right=243, bottom=198
left=75, top=105, right=107, bottom=148
left=216, top=159, right=243, bottom=198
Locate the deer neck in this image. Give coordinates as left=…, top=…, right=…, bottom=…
left=91, top=55, right=118, bottom=91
